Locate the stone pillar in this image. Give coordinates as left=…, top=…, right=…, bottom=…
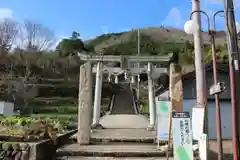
left=114, top=75, right=118, bottom=84
left=147, top=62, right=155, bottom=130
left=92, top=62, right=103, bottom=128
left=124, top=71, right=129, bottom=82
left=169, top=63, right=182, bottom=112
left=108, top=73, right=111, bottom=82
left=167, top=63, right=182, bottom=150
left=77, top=62, right=93, bottom=144
left=131, top=75, right=135, bottom=83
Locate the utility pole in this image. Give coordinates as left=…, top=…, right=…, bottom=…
left=223, top=0, right=240, bottom=159
left=137, top=29, right=140, bottom=100
left=192, top=0, right=208, bottom=131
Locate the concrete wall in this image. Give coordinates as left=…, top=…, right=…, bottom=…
left=156, top=90, right=232, bottom=140
left=182, top=99, right=232, bottom=140
left=0, top=101, right=14, bottom=116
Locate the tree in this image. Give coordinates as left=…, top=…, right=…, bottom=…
left=18, top=20, right=55, bottom=52
left=205, top=49, right=213, bottom=64
left=71, top=31, right=80, bottom=40
left=2, top=63, right=38, bottom=114
left=0, top=18, right=19, bottom=54
left=56, top=31, right=86, bottom=57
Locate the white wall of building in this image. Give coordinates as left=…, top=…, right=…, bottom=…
left=0, top=101, right=14, bottom=116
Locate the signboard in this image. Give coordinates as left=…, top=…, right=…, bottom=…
left=172, top=112, right=193, bottom=160
left=155, top=99, right=172, bottom=141
left=199, top=133, right=207, bottom=160
left=192, top=107, right=205, bottom=140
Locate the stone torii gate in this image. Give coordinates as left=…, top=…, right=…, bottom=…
left=77, top=52, right=173, bottom=144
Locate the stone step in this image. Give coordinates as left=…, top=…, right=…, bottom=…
left=56, top=143, right=170, bottom=157
left=70, top=135, right=162, bottom=144
left=56, top=157, right=175, bottom=160
left=70, top=129, right=164, bottom=144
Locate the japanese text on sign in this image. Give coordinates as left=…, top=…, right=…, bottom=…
left=179, top=119, right=190, bottom=146
left=172, top=112, right=190, bottom=118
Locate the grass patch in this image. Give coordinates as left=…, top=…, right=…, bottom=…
left=141, top=102, right=149, bottom=115
left=30, top=103, right=110, bottom=122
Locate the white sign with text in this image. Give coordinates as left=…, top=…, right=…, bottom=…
left=172, top=112, right=193, bottom=160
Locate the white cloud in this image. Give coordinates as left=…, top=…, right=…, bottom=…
left=161, top=7, right=183, bottom=27
left=0, top=8, right=13, bottom=19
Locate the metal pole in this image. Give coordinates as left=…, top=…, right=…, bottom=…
left=137, top=29, right=140, bottom=56
left=210, top=31, right=223, bottom=160
left=212, top=10, right=225, bottom=160
left=137, top=29, right=140, bottom=101
left=223, top=0, right=240, bottom=159
left=191, top=0, right=208, bottom=132
left=190, top=10, right=225, bottom=160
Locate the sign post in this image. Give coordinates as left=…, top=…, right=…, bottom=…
left=155, top=99, right=172, bottom=149
left=172, top=112, right=193, bottom=160
left=199, top=133, right=208, bottom=160
left=192, top=107, right=205, bottom=140
left=167, top=63, right=183, bottom=159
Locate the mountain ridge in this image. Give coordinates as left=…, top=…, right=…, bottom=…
left=85, top=26, right=228, bottom=52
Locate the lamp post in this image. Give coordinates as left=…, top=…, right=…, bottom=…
left=223, top=0, right=240, bottom=159
left=184, top=10, right=240, bottom=160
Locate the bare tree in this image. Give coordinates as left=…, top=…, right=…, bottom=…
left=0, top=18, right=19, bottom=54
left=19, top=20, right=55, bottom=52
left=2, top=62, right=38, bottom=114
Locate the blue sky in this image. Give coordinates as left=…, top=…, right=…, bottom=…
left=0, top=0, right=240, bottom=41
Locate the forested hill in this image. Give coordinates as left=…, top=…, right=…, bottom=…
left=83, top=27, right=229, bottom=65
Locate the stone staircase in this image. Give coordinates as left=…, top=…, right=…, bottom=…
left=56, top=83, right=178, bottom=159
left=110, top=83, right=139, bottom=115
left=56, top=83, right=175, bottom=159
left=56, top=129, right=172, bottom=159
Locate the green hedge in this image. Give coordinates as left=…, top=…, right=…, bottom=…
left=33, top=106, right=77, bottom=114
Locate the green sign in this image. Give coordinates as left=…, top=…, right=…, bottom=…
left=156, top=100, right=170, bottom=113
left=176, top=147, right=192, bottom=160
left=160, top=101, right=169, bottom=113
left=155, top=99, right=171, bottom=141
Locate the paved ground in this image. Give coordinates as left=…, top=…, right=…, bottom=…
left=99, top=115, right=150, bottom=129
left=209, top=140, right=232, bottom=154
left=208, top=140, right=233, bottom=159
left=90, top=129, right=155, bottom=140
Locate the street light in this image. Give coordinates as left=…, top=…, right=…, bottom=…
left=184, top=10, right=234, bottom=160
left=185, top=10, right=240, bottom=160
left=184, top=20, right=199, bottom=35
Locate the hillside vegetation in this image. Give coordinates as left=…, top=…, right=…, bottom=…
left=0, top=17, right=232, bottom=113
left=84, top=27, right=230, bottom=65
